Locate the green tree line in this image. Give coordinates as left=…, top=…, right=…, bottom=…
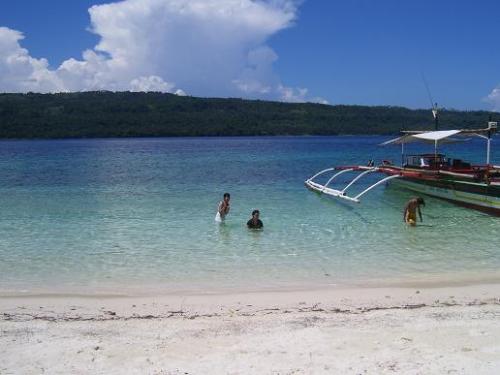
left=0, top=92, right=496, bottom=138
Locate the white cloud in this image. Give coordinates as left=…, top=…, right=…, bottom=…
left=486, top=86, right=500, bottom=112
left=0, top=0, right=326, bottom=103
left=130, top=75, right=175, bottom=92
left=0, top=27, right=64, bottom=92
left=277, top=85, right=328, bottom=104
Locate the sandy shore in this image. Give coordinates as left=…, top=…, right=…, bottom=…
left=1, top=284, right=500, bottom=374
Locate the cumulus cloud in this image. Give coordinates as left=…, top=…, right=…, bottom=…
left=275, top=85, right=326, bottom=104
left=486, top=86, right=500, bottom=112
left=130, top=76, right=175, bottom=92
left=0, top=27, right=64, bottom=92
left=0, top=0, right=326, bottom=103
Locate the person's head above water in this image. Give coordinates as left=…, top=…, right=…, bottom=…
left=247, top=209, right=263, bottom=229
left=223, top=193, right=230, bottom=202
left=417, top=197, right=425, bottom=206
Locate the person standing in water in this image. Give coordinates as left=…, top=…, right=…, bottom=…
left=215, top=193, right=231, bottom=222
left=404, top=197, right=425, bottom=226
left=247, top=209, right=263, bottom=229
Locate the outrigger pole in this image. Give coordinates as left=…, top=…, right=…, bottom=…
left=304, top=166, right=400, bottom=203
left=472, top=121, right=497, bottom=165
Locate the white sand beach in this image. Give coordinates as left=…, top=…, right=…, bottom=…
left=1, top=283, right=500, bottom=374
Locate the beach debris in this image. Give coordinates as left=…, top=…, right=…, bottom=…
left=312, top=303, right=322, bottom=311
left=403, top=303, right=426, bottom=309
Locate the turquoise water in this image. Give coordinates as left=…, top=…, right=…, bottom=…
left=0, top=136, right=499, bottom=295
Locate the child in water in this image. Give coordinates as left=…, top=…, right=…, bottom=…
left=215, top=193, right=231, bottom=222
left=247, top=210, right=263, bottom=229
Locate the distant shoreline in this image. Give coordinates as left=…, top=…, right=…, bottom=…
left=0, top=133, right=497, bottom=142
left=0, top=92, right=496, bottom=139
left=0, top=134, right=396, bottom=141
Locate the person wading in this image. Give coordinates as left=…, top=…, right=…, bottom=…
left=404, top=197, right=425, bottom=226
left=215, top=193, right=231, bottom=222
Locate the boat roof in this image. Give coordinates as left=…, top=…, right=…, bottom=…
left=413, top=129, right=461, bottom=141
left=401, top=122, right=497, bottom=136
left=381, top=130, right=464, bottom=145
left=381, top=122, right=497, bottom=146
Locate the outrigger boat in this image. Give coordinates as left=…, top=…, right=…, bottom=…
left=305, top=121, right=500, bottom=215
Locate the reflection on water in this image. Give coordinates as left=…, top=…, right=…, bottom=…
left=0, top=136, right=498, bottom=294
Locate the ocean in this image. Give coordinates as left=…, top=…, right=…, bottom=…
left=0, top=136, right=499, bottom=295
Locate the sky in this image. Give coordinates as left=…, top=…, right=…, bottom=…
left=0, top=0, right=499, bottom=111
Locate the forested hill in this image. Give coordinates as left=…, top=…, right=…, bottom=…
left=0, top=92, right=496, bottom=139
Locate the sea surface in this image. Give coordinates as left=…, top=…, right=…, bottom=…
left=0, top=136, right=499, bottom=295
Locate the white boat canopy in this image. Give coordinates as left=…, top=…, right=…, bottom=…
left=412, top=129, right=461, bottom=141
left=381, top=121, right=498, bottom=164
left=380, top=130, right=463, bottom=146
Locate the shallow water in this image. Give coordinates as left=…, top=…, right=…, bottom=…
left=0, top=136, right=498, bottom=294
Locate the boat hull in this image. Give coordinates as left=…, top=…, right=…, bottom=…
left=389, top=177, right=500, bottom=215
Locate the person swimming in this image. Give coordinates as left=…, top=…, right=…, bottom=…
left=404, top=197, right=425, bottom=226
left=215, top=193, right=230, bottom=222
left=247, top=209, right=263, bottom=229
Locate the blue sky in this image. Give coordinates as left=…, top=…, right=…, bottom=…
left=1, top=0, right=499, bottom=110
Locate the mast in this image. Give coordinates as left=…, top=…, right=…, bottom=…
left=432, top=103, right=438, bottom=156
left=432, top=102, right=438, bottom=131
left=401, top=141, right=405, bottom=167
left=422, top=74, right=438, bottom=130
left=486, top=121, right=497, bottom=165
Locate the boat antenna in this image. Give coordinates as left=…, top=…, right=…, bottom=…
left=422, top=73, right=439, bottom=130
